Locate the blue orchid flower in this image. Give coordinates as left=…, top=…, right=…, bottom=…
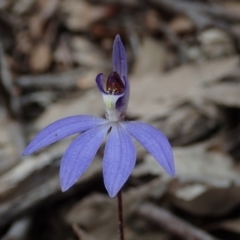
left=23, top=35, right=175, bottom=198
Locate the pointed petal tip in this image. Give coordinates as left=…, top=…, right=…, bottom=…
left=114, top=34, right=121, bottom=42
left=60, top=175, right=73, bottom=192
left=105, top=182, right=121, bottom=198
left=22, top=146, right=34, bottom=156
left=168, top=167, right=176, bottom=177
left=107, top=189, right=117, bottom=198
left=113, top=35, right=124, bottom=52
left=22, top=152, right=29, bottom=157
left=22, top=150, right=28, bottom=156
left=60, top=184, right=69, bottom=192
left=163, top=151, right=175, bottom=177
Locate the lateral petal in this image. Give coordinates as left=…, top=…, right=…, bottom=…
left=23, top=115, right=107, bottom=155
left=116, top=76, right=130, bottom=113
left=103, top=124, right=136, bottom=198
left=60, top=123, right=110, bottom=191
left=95, top=73, right=106, bottom=94
left=122, top=122, right=175, bottom=176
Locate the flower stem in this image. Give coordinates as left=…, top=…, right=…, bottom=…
left=117, top=190, right=124, bottom=240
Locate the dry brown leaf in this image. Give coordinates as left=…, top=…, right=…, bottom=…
left=130, top=56, right=238, bottom=121
left=1, top=218, right=31, bottom=240
left=136, top=143, right=240, bottom=188
left=148, top=143, right=240, bottom=216
left=29, top=43, right=52, bottom=73
left=131, top=37, right=169, bottom=76
left=0, top=156, right=102, bottom=227
left=61, top=0, right=112, bottom=31
left=76, top=70, right=99, bottom=90
left=170, top=183, right=240, bottom=216
left=144, top=10, right=160, bottom=32
left=173, top=144, right=240, bottom=184
left=213, top=219, right=240, bottom=235
left=0, top=107, right=21, bottom=175
left=36, top=89, right=103, bottom=129
left=198, top=82, right=240, bottom=107
left=219, top=1, right=240, bottom=16
left=0, top=139, right=70, bottom=193
left=71, top=36, right=106, bottom=68
left=72, top=224, right=98, bottom=240
left=16, top=31, right=32, bottom=55
left=66, top=178, right=167, bottom=240
left=54, top=36, right=73, bottom=69
left=0, top=0, right=10, bottom=10
left=29, top=0, right=59, bottom=38
left=153, top=103, right=219, bottom=145
left=169, top=16, right=194, bottom=34
left=37, top=0, right=59, bottom=19
left=12, top=0, right=35, bottom=14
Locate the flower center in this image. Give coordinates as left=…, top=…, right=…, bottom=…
left=106, top=71, right=124, bottom=95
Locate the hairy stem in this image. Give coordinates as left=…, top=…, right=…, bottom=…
left=117, top=190, right=124, bottom=240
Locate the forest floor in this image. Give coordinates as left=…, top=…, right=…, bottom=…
left=1, top=0, right=240, bottom=239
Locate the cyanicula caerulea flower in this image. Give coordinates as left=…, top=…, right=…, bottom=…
left=23, top=35, right=175, bottom=197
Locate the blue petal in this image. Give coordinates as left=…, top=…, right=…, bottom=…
left=23, top=115, right=107, bottom=155
left=116, top=76, right=130, bottom=113
left=95, top=73, right=106, bottom=94
left=112, top=35, right=128, bottom=78
left=122, top=122, right=175, bottom=176
left=103, top=123, right=136, bottom=198
left=60, top=123, right=110, bottom=191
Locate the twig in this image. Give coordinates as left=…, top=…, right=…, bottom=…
left=138, top=203, right=220, bottom=240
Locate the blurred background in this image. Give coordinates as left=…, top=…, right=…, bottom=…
left=1, top=0, right=240, bottom=239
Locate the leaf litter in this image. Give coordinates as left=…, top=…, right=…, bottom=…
left=1, top=0, right=240, bottom=239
